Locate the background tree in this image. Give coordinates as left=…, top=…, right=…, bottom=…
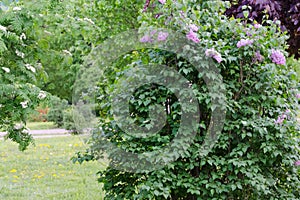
left=33, top=0, right=144, bottom=102
left=0, top=1, right=48, bottom=150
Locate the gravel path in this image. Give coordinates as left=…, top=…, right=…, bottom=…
left=0, top=129, right=73, bottom=139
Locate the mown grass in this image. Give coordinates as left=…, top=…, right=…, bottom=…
left=26, top=122, right=57, bottom=130
left=0, top=136, right=106, bottom=200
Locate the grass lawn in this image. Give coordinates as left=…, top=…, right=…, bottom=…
left=0, top=136, right=106, bottom=200
left=26, top=122, right=57, bottom=130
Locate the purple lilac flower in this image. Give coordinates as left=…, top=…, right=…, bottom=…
left=246, top=31, right=252, bottom=37
left=270, top=49, right=286, bottom=65
left=295, top=160, right=300, bottom=166
left=189, top=24, right=198, bottom=32
left=275, top=109, right=290, bottom=124
left=140, top=35, right=152, bottom=43
left=285, top=109, right=291, bottom=113
left=253, top=51, right=264, bottom=62
left=186, top=29, right=200, bottom=43
left=275, top=114, right=286, bottom=124
left=296, top=94, right=300, bottom=99
left=155, top=14, right=162, bottom=18
left=158, top=0, right=166, bottom=4
left=237, top=39, right=253, bottom=48
left=157, top=31, right=169, bottom=41
left=254, top=23, right=262, bottom=29
left=213, top=54, right=222, bottom=63
left=205, top=48, right=222, bottom=63
left=150, top=30, right=157, bottom=36
left=179, top=10, right=185, bottom=18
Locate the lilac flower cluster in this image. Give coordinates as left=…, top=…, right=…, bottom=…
left=254, top=23, right=262, bottom=29
left=158, top=0, right=166, bottom=4
left=186, top=29, right=200, bottom=43
left=140, top=31, right=169, bottom=43
left=295, top=160, right=300, bottom=166
left=140, top=35, right=152, bottom=43
left=270, top=49, right=286, bottom=65
left=189, top=24, right=198, bottom=32
left=205, top=48, right=222, bottom=63
left=275, top=109, right=290, bottom=124
left=296, top=93, right=300, bottom=99
left=253, top=51, right=264, bottom=63
left=237, top=39, right=253, bottom=48
left=157, top=32, right=169, bottom=41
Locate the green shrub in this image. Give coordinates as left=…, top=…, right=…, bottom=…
left=287, top=56, right=300, bottom=82
left=75, top=0, right=300, bottom=199
left=47, top=96, right=68, bottom=127
left=62, top=106, right=84, bottom=134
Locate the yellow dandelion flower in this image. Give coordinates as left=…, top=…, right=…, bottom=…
left=9, top=169, right=17, bottom=173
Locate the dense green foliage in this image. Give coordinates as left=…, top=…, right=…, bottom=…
left=1, top=0, right=300, bottom=199
left=77, top=0, right=300, bottom=199
left=47, top=96, right=68, bottom=127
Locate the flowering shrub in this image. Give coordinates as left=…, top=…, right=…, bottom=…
left=82, top=0, right=300, bottom=199
left=0, top=2, right=48, bottom=150
left=225, top=0, right=300, bottom=59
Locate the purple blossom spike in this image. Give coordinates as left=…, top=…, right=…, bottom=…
left=158, top=0, right=166, bottom=4
left=254, top=23, right=262, bottom=29
left=237, top=39, right=253, bottom=48
left=157, top=31, right=169, bottom=41
left=275, top=110, right=290, bottom=124
left=275, top=115, right=285, bottom=124
left=270, top=49, right=286, bottom=65
left=253, top=51, right=264, bottom=62
left=205, top=48, right=223, bottom=63
left=295, top=160, right=300, bottom=166
left=179, top=10, right=185, bottom=18
left=189, top=24, right=198, bottom=32
left=140, top=35, right=152, bottom=43
left=186, top=30, right=200, bottom=43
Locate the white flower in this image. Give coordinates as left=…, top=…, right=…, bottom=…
left=25, top=64, right=36, bottom=73
left=21, top=128, right=29, bottom=134
left=36, top=62, right=43, bottom=69
left=13, top=7, right=22, bottom=11
left=20, top=101, right=28, bottom=108
left=14, top=124, right=23, bottom=130
left=15, top=50, right=25, bottom=58
left=0, top=25, right=7, bottom=32
left=0, top=104, right=3, bottom=108
left=38, top=91, right=47, bottom=99
left=2, top=67, right=10, bottom=73
left=83, top=17, right=95, bottom=25
left=62, top=50, right=72, bottom=56
left=20, top=33, right=26, bottom=40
